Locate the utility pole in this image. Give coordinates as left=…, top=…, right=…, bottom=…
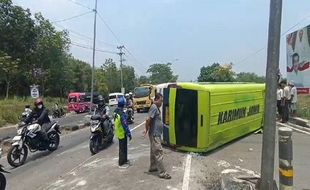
left=90, top=0, right=98, bottom=106
left=117, top=45, right=125, bottom=94
left=260, top=0, right=282, bottom=189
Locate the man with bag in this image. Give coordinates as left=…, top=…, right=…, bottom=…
left=144, top=93, right=171, bottom=179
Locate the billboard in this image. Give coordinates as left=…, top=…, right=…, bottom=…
left=286, top=25, right=310, bottom=94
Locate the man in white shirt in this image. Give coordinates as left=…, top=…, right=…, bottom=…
left=277, top=84, right=283, bottom=120
left=289, top=81, right=298, bottom=116
left=281, top=80, right=291, bottom=123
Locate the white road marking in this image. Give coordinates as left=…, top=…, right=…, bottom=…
left=130, top=121, right=145, bottom=132
left=182, top=154, right=192, bottom=190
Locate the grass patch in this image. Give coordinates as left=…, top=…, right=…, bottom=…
left=0, top=97, right=67, bottom=128
left=297, top=94, right=310, bottom=120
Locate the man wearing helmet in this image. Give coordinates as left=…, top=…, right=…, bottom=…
left=95, top=96, right=109, bottom=116
left=24, top=98, right=51, bottom=144
left=114, top=97, right=132, bottom=168
left=125, top=94, right=133, bottom=110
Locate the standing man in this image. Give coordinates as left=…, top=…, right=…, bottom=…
left=289, top=81, right=298, bottom=117
left=281, top=80, right=291, bottom=123
left=114, top=97, right=132, bottom=168
left=144, top=93, right=171, bottom=179
left=277, top=83, right=283, bottom=120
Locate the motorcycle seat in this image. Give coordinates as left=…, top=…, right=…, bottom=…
left=43, top=121, right=56, bottom=132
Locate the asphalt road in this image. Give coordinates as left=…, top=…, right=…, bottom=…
left=0, top=112, right=188, bottom=190
left=1, top=112, right=309, bottom=190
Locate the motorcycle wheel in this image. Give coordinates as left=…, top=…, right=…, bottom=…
left=47, top=131, right=60, bottom=151
left=89, top=135, right=100, bottom=155
left=0, top=173, right=6, bottom=190
left=7, top=145, right=28, bottom=168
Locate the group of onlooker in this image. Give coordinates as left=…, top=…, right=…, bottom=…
left=277, top=80, right=298, bottom=123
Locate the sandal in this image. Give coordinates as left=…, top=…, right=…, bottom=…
left=159, top=172, right=171, bottom=179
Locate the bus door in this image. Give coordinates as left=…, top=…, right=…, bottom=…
left=162, top=88, right=170, bottom=144
left=175, top=89, right=198, bottom=147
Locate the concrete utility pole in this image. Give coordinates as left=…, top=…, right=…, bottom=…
left=90, top=0, right=98, bottom=106
left=260, top=0, right=282, bottom=189
left=117, top=45, right=125, bottom=93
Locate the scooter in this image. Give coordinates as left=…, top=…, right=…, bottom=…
left=0, top=148, right=9, bottom=190
left=89, top=115, right=114, bottom=155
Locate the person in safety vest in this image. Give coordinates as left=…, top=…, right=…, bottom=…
left=114, top=96, right=132, bottom=167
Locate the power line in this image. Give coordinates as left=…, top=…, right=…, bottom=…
left=66, top=0, right=93, bottom=11
left=124, top=47, right=148, bottom=70
left=54, top=23, right=117, bottom=47
left=235, top=14, right=310, bottom=69
left=97, top=13, right=148, bottom=71
left=51, top=11, right=93, bottom=23
left=97, top=13, right=122, bottom=44
left=71, top=41, right=118, bottom=54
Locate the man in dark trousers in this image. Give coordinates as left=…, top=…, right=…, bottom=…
left=114, top=97, right=132, bottom=168
left=144, top=93, right=171, bottom=179
left=24, top=98, right=51, bottom=145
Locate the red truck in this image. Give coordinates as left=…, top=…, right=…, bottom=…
left=67, top=92, right=90, bottom=113
left=67, top=92, right=101, bottom=113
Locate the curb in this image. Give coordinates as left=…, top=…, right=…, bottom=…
left=289, top=117, right=310, bottom=128
left=62, top=121, right=90, bottom=131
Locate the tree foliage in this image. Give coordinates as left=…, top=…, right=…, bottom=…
left=147, top=63, right=178, bottom=84
left=235, top=72, right=265, bottom=83
left=198, top=63, right=235, bottom=82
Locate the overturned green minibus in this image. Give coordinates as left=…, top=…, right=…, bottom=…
left=162, top=83, right=265, bottom=152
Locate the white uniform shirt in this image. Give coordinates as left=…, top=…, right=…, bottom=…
left=290, top=86, right=298, bottom=103
left=283, top=86, right=291, bottom=100
left=277, top=89, right=283, bottom=101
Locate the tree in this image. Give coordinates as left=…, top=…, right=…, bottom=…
left=0, top=51, right=19, bottom=99
left=137, top=75, right=150, bottom=85
left=147, top=63, right=178, bottom=84
left=235, top=72, right=265, bottom=83
left=0, top=0, right=37, bottom=96
left=122, top=65, right=137, bottom=92
left=101, top=58, right=121, bottom=93
left=197, top=63, right=235, bottom=82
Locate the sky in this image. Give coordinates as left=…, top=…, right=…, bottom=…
left=12, top=0, right=310, bottom=81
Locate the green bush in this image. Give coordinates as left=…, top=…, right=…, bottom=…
left=0, top=97, right=67, bottom=127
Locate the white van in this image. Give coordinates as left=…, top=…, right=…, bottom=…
left=109, top=93, right=124, bottom=106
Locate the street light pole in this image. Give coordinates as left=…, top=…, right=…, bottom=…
left=117, top=45, right=125, bottom=93
left=90, top=0, right=98, bottom=106
left=260, top=0, right=282, bottom=189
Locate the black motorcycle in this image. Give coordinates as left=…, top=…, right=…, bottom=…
left=124, top=107, right=134, bottom=124
left=0, top=148, right=9, bottom=190
left=7, top=122, right=61, bottom=167
left=89, top=115, right=114, bottom=155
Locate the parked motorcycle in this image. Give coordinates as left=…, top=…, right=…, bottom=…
left=7, top=121, right=61, bottom=167
left=124, top=107, right=134, bottom=124
left=0, top=148, right=9, bottom=190
left=89, top=114, right=114, bottom=155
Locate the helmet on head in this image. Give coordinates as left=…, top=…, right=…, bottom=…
left=129, top=92, right=133, bottom=95
left=34, top=98, right=43, bottom=107
left=98, top=96, right=105, bottom=105
left=125, top=93, right=129, bottom=98
left=117, top=97, right=126, bottom=108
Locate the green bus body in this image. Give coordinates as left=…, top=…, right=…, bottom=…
left=163, top=83, right=265, bottom=152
